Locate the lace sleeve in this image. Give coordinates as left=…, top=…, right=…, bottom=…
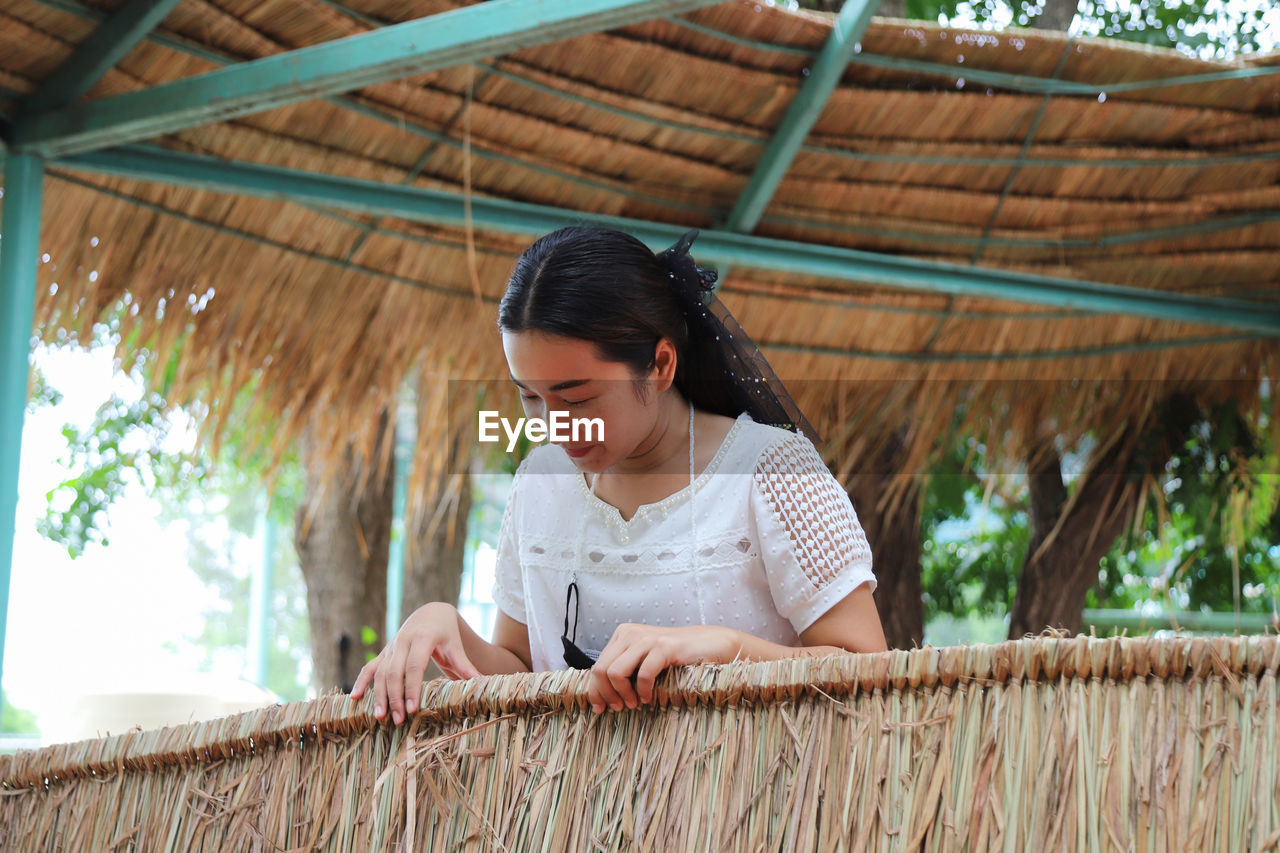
left=749, top=432, right=876, bottom=633
left=492, top=456, right=531, bottom=624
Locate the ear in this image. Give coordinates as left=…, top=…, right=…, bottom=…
left=651, top=338, right=678, bottom=393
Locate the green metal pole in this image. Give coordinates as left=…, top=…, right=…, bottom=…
left=1083, top=608, right=1276, bottom=635
left=385, top=425, right=409, bottom=643
left=725, top=0, right=878, bottom=234
left=247, top=506, right=275, bottom=687
left=0, top=153, right=44, bottom=717
left=60, top=146, right=1280, bottom=335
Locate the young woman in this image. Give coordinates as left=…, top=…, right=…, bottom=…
left=350, top=226, right=886, bottom=722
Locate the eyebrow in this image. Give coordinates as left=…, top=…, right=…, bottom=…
left=509, top=374, right=592, bottom=393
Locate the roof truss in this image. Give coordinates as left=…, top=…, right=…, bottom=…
left=725, top=0, right=877, bottom=234
left=18, top=0, right=184, bottom=114
left=8, top=0, right=723, bottom=158
left=58, top=144, right=1280, bottom=335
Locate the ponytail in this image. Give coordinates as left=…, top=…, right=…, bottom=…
left=499, top=226, right=819, bottom=445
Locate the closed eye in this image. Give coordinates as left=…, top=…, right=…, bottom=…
left=522, top=394, right=591, bottom=406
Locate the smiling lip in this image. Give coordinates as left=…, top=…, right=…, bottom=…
left=565, top=445, right=596, bottom=459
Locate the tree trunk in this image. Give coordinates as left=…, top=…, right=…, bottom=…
left=401, top=472, right=472, bottom=624
left=877, top=0, right=908, bottom=18
left=1008, top=394, right=1200, bottom=638
left=294, top=422, right=393, bottom=694
left=846, top=425, right=924, bottom=649
left=393, top=471, right=474, bottom=683
left=1028, top=0, right=1078, bottom=31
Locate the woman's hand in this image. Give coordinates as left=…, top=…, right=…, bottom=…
left=349, top=602, right=481, bottom=725
left=588, top=623, right=738, bottom=713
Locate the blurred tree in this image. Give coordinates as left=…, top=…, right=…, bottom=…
left=848, top=424, right=925, bottom=649
left=293, top=420, right=392, bottom=694
left=33, top=322, right=471, bottom=696
left=797, top=0, right=1271, bottom=57
left=38, top=340, right=313, bottom=699
left=919, top=390, right=1280, bottom=636
left=1091, top=398, right=1280, bottom=617
left=1007, top=392, right=1201, bottom=636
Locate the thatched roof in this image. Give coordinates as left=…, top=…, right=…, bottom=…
left=2, top=0, right=1278, bottom=522
left=4, top=634, right=1280, bottom=848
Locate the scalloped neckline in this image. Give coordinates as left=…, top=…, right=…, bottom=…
left=575, top=412, right=748, bottom=528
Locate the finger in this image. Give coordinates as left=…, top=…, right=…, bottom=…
left=384, top=640, right=413, bottom=725
left=400, top=645, right=433, bottom=716
left=591, top=644, right=630, bottom=712
left=590, top=665, right=625, bottom=713
left=350, top=656, right=377, bottom=699
left=371, top=655, right=388, bottom=720
left=635, top=645, right=677, bottom=704
left=586, top=674, right=604, bottom=714
left=604, top=645, right=651, bottom=709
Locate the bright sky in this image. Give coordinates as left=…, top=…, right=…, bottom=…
left=5, top=344, right=242, bottom=728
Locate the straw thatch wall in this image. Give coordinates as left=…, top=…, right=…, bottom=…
left=2, top=1, right=1277, bottom=520
left=4, top=635, right=1279, bottom=850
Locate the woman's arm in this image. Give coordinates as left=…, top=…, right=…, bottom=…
left=588, top=583, right=885, bottom=713
left=475, top=610, right=533, bottom=673
left=795, top=582, right=887, bottom=654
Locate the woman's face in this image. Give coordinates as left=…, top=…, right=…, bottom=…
left=501, top=330, right=675, bottom=473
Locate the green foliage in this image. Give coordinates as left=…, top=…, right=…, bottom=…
left=33, top=339, right=312, bottom=701
left=921, top=434, right=1029, bottom=625
left=38, top=388, right=183, bottom=558
left=797, top=0, right=1271, bottom=58
left=26, top=364, right=63, bottom=412
left=1090, top=399, right=1280, bottom=615
left=922, top=392, right=1280, bottom=631
left=1, top=696, right=40, bottom=736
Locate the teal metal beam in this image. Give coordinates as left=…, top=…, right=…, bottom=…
left=49, top=157, right=1273, bottom=330
left=724, top=0, right=877, bottom=234
left=759, top=209, right=1280, bottom=251
left=972, top=39, right=1075, bottom=265
left=0, top=153, right=45, bottom=715
left=848, top=52, right=1280, bottom=96
left=56, top=145, right=1280, bottom=334
left=10, top=0, right=723, bottom=158
left=19, top=0, right=184, bottom=112
left=26, top=0, right=1280, bottom=175
left=1083, top=608, right=1276, bottom=635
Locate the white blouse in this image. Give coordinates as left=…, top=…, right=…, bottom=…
left=492, top=412, right=877, bottom=672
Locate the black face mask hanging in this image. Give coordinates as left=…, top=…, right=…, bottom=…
left=561, top=581, right=598, bottom=670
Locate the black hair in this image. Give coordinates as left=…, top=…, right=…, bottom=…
left=497, top=225, right=743, bottom=419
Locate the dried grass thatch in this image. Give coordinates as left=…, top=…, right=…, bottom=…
left=1, top=0, right=1277, bottom=525
left=3, top=634, right=1279, bottom=849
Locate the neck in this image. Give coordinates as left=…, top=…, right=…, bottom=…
left=612, top=392, right=691, bottom=477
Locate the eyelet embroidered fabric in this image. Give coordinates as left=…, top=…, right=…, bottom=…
left=571, top=401, right=706, bottom=628
left=752, top=433, right=874, bottom=589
